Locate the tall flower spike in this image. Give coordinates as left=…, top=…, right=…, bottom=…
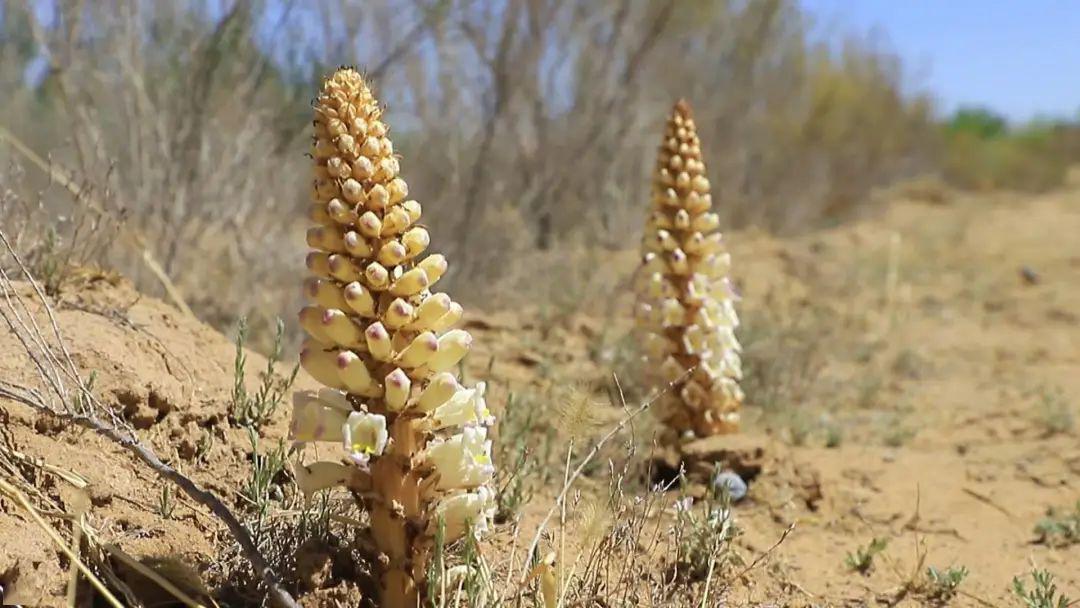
left=291, top=68, right=495, bottom=608
left=635, top=100, right=743, bottom=440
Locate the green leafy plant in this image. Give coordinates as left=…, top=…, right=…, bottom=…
left=229, top=316, right=299, bottom=430
left=1033, top=385, right=1075, bottom=437
left=924, top=565, right=969, bottom=602
left=674, top=476, right=742, bottom=580
left=1035, top=501, right=1080, bottom=548
left=158, top=485, right=176, bottom=519
left=1012, top=569, right=1071, bottom=608
left=845, top=537, right=888, bottom=574
left=242, top=427, right=288, bottom=520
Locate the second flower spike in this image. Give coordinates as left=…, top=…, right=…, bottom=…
left=635, top=99, right=744, bottom=440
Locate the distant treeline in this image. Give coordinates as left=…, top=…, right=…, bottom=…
left=0, top=0, right=1076, bottom=334
left=942, top=107, right=1080, bottom=192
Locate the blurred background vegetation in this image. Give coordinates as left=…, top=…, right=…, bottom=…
left=1, top=0, right=1078, bottom=342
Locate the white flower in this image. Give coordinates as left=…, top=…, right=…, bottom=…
left=424, top=426, right=495, bottom=490
left=342, top=411, right=388, bottom=466
left=290, top=389, right=351, bottom=443
left=431, top=382, right=493, bottom=430
left=431, top=486, right=496, bottom=541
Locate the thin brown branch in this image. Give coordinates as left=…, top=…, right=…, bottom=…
left=0, top=231, right=298, bottom=608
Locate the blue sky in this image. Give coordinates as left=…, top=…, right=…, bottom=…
left=801, top=0, right=1080, bottom=122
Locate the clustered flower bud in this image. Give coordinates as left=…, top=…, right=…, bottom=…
left=289, top=68, right=496, bottom=608
left=635, top=100, right=743, bottom=439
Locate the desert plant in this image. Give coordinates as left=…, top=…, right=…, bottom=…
left=287, top=68, right=496, bottom=608
left=924, top=565, right=969, bottom=602
left=844, top=537, right=888, bottom=574
left=1034, top=501, right=1080, bottom=548
left=673, top=480, right=742, bottom=580
left=634, top=100, right=743, bottom=440
left=1012, top=568, right=1071, bottom=608
left=229, top=316, right=299, bottom=430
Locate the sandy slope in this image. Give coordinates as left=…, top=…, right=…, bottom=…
left=2, top=186, right=1078, bottom=606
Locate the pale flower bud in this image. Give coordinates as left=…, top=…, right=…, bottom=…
left=364, top=262, right=390, bottom=290
left=402, top=227, right=430, bottom=258
left=328, top=254, right=362, bottom=282
left=415, top=373, right=461, bottom=412
left=343, top=281, right=376, bottom=317
left=377, top=240, right=408, bottom=266
left=343, top=231, right=373, bottom=258
left=427, top=329, right=471, bottom=373
left=429, top=302, right=463, bottom=333
left=384, top=368, right=412, bottom=411
left=300, top=343, right=346, bottom=390
left=395, top=331, right=439, bottom=368
left=337, top=351, right=378, bottom=395
left=389, top=267, right=429, bottom=296
left=384, top=298, right=415, bottom=329
left=364, top=322, right=393, bottom=361
left=418, top=254, right=447, bottom=284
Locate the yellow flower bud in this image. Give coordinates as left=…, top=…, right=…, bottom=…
left=343, top=281, right=376, bottom=317
left=328, top=254, right=363, bottom=282
left=418, top=254, right=447, bottom=284
left=304, top=278, right=349, bottom=310
left=673, top=209, right=691, bottom=230
left=367, top=184, right=390, bottom=211
left=327, top=156, right=351, bottom=178
left=402, top=200, right=422, bottom=224
left=394, top=331, right=438, bottom=368
left=364, top=262, right=390, bottom=290
left=402, top=227, right=430, bottom=259
left=337, top=133, right=357, bottom=156
left=429, top=301, right=463, bottom=333
left=342, top=178, right=366, bottom=204
left=327, top=198, right=359, bottom=225
left=306, top=252, right=332, bottom=279
left=384, top=298, right=414, bottom=329
left=321, top=308, right=365, bottom=347
left=668, top=248, right=690, bottom=275
left=309, top=203, right=333, bottom=226
left=336, top=351, right=379, bottom=396
left=413, top=372, right=459, bottom=413
left=300, top=343, right=346, bottom=390
left=352, top=155, right=375, bottom=180
left=357, top=211, right=383, bottom=239
left=380, top=207, right=412, bottom=236
left=387, top=178, right=408, bottom=204
left=307, top=226, right=346, bottom=253
left=389, top=267, right=429, bottom=297
left=377, top=240, right=408, bottom=266
left=360, top=135, right=380, bottom=157
left=299, top=306, right=332, bottom=343
left=343, top=231, right=374, bottom=258
left=691, top=212, right=719, bottom=232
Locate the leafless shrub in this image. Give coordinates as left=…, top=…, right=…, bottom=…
left=2, top=0, right=936, bottom=335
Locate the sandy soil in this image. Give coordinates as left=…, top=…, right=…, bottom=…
left=2, top=186, right=1078, bottom=607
